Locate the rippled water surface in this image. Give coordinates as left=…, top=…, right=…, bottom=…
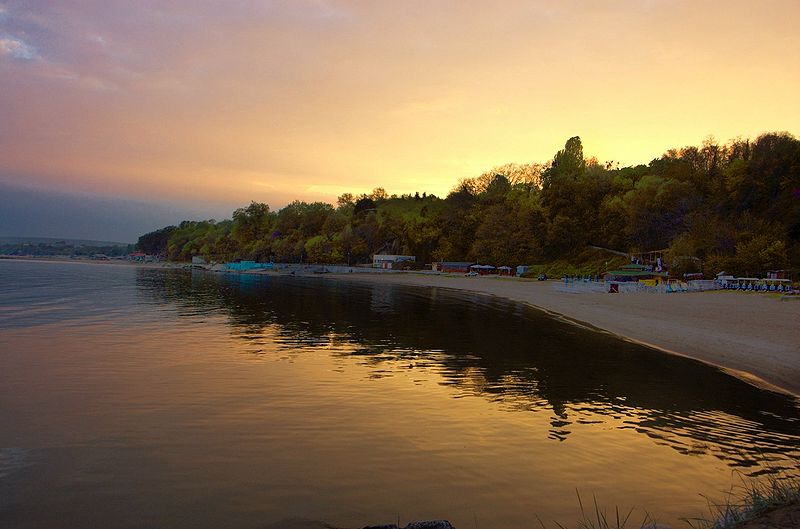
left=1, top=260, right=798, bottom=529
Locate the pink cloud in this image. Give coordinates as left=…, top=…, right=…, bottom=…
left=0, top=35, right=37, bottom=59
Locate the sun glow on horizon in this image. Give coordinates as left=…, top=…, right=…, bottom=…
left=0, top=1, right=798, bottom=211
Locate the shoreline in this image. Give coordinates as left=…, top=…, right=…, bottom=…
left=316, top=272, right=800, bottom=398
left=4, top=257, right=799, bottom=397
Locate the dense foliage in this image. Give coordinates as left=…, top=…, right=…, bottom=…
left=135, top=226, right=177, bottom=255
left=137, top=133, right=800, bottom=276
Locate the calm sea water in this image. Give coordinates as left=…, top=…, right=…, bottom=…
left=0, top=260, right=798, bottom=529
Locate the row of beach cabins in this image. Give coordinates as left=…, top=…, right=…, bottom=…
left=715, top=273, right=794, bottom=292
left=179, top=253, right=798, bottom=295
left=433, top=262, right=516, bottom=276
left=372, top=255, right=519, bottom=276
left=561, top=263, right=796, bottom=294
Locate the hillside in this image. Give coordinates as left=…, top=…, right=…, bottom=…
left=136, top=133, right=800, bottom=278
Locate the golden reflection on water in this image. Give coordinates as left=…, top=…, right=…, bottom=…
left=0, top=262, right=798, bottom=529
left=0, top=320, right=773, bottom=528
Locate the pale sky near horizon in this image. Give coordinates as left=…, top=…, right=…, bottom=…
left=2, top=0, right=799, bottom=224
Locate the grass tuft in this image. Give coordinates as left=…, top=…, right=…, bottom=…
left=683, top=472, right=800, bottom=529
left=572, top=490, right=657, bottom=529
left=537, top=490, right=658, bottom=529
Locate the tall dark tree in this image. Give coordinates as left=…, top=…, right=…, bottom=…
left=136, top=226, right=177, bottom=255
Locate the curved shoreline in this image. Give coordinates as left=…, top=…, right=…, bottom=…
left=320, top=272, right=800, bottom=398
left=4, top=258, right=796, bottom=397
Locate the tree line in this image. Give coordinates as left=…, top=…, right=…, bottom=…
left=137, top=132, right=800, bottom=277
left=1, top=240, right=134, bottom=257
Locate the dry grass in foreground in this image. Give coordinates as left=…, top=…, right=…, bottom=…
left=538, top=490, right=660, bottom=529
left=684, top=473, right=800, bottom=529
left=539, top=471, right=800, bottom=529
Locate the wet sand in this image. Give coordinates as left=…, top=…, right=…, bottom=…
left=325, top=273, right=800, bottom=396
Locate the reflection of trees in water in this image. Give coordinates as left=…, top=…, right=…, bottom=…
left=135, top=269, right=800, bottom=474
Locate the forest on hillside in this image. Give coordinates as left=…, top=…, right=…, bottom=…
left=137, top=133, right=800, bottom=277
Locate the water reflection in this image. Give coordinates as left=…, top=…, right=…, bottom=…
left=136, top=269, right=800, bottom=474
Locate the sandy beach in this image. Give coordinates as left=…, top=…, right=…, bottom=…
left=324, top=272, right=800, bottom=397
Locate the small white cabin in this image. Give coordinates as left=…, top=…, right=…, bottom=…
left=715, top=272, right=735, bottom=286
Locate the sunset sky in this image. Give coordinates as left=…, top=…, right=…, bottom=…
left=1, top=0, right=799, bottom=240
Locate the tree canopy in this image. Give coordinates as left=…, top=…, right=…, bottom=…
left=136, top=132, right=800, bottom=277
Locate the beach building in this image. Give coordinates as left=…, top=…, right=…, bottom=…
left=733, top=277, right=760, bottom=290
left=470, top=264, right=497, bottom=276
left=630, top=249, right=668, bottom=272
left=716, top=272, right=735, bottom=287
left=435, top=262, right=474, bottom=273
left=372, top=254, right=416, bottom=269
left=498, top=266, right=514, bottom=276
left=766, top=270, right=789, bottom=279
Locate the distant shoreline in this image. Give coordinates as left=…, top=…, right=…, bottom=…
left=0, top=255, right=187, bottom=270
left=5, top=256, right=799, bottom=397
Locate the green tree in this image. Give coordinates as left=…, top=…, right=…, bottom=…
left=232, top=202, right=272, bottom=247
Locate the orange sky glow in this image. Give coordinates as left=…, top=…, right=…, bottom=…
left=1, top=0, right=799, bottom=212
